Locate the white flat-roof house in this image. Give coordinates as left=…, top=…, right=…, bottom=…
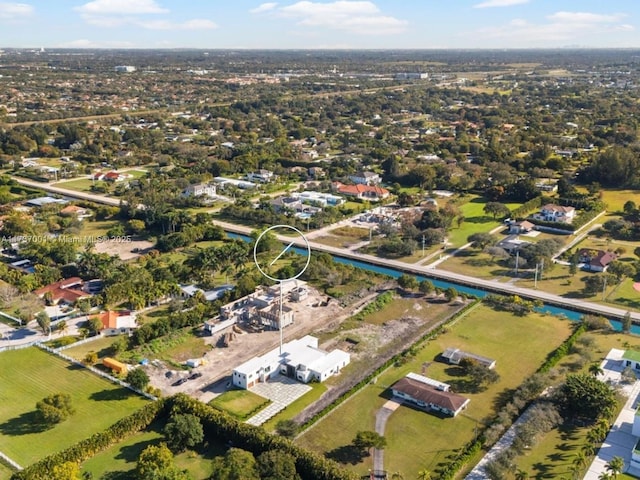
left=183, top=183, right=216, bottom=198
left=232, top=335, right=350, bottom=389
left=214, top=177, right=256, bottom=189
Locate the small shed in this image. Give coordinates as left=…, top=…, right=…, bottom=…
left=103, top=357, right=127, bottom=374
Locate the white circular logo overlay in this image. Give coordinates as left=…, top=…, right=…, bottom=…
left=253, top=224, right=311, bottom=282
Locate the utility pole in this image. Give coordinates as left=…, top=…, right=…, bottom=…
left=534, top=263, right=539, bottom=288
left=602, top=275, right=608, bottom=301
left=514, top=249, right=520, bottom=276
left=540, top=258, right=544, bottom=280
left=422, top=234, right=426, bottom=257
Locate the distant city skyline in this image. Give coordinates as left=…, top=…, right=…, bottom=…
left=0, top=0, right=639, bottom=49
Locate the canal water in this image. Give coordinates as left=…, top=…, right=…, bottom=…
left=228, top=232, right=631, bottom=333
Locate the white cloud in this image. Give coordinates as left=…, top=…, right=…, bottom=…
left=250, top=2, right=278, bottom=14
left=75, top=0, right=215, bottom=31
left=75, top=0, right=168, bottom=15
left=137, top=18, right=217, bottom=30
left=474, top=0, right=528, bottom=8
left=547, top=11, right=626, bottom=24
left=56, top=38, right=135, bottom=48
left=475, top=11, right=633, bottom=44
left=264, top=1, right=407, bottom=35
left=0, top=2, right=33, bottom=19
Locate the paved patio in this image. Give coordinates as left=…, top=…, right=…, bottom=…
left=245, top=374, right=311, bottom=426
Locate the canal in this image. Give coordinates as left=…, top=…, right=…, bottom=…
left=227, top=232, right=632, bottom=333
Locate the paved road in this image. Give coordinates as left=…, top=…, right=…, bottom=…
left=16, top=179, right=640, bottom=322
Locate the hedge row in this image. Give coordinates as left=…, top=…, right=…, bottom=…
left=12, top=400, right=167, bottom=480
left=168, top=394, right=359, bottom=480
left=438, top=439, right=483, bottom=480
left=539, top=322, right=588, bottom=373
left=511, top=195, right=546, bottom=219
left=299, top=299, right=481, bottom=431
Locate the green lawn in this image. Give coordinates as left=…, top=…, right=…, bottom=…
left=80, top=219, right=121, bottom=238
left=297, top=305, right=573, bottom=477
left=0, top=461, right=14, bottom=480
left=81, top=422, right=223, bottom=480
left=0, top=348, right=149, bottom=467
left=209, top=390, right=270, bottom=420
left=55, top=178, right=95, bottom=192
left=601, top=189, right=640, bottom=214
left=445, top=196, right=521, bottom=248
left=608, top=278, right=640, bottom=311
left=63, top=336, right=120, bottom=362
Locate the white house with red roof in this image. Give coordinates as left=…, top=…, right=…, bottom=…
left=332, top=182, right=390, bottom=202
left=34, top=277, right=91, bottom=305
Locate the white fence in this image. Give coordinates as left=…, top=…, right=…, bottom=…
left=56, top=334, right=103, bottom=351
left=0, top=450, right=22, bottom=471
left=0, top=341, right=38, bottom=353
left=36, top=344, right=157, bottom=401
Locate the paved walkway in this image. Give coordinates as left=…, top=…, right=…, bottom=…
left=372, top=399, right=402, bottom=473
left=245, top=374, right=311, bottom=426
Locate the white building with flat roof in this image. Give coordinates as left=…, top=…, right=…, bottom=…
left=232, top=335, right=350, bottom=389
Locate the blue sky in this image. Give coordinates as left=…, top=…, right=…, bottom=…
left=1, top=0, right=639, bottom=49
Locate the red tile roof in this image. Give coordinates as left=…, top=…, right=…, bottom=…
left=334, top=182, right=389, bottom=198
left=34, top=277, right=89, bottom=304
left=392, top=377, right=469, bottom=414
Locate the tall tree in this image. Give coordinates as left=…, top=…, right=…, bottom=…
left=164, top=413, right=204, bottom=452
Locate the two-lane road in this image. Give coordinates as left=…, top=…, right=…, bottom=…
left=14, top=177, right=640, bottom=322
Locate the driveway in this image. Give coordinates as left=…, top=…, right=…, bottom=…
left=373, top=399, right=402, bottom=473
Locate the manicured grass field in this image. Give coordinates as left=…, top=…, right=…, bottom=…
left=608, top=278, right=640, bottom=311
left=0, top=461, right=14, bottom=480
left=209, top=389, right=270, bottom=420
left=601, top=189, right=640, bottom=214
left=79, top=219, right=121, bottom=238
left=0, top=348, right=149, bottom=467
left=445, top=196, right=521, bottom=248
left=81, top=423, right=223, bottom=479
left=297, top=305, right=573, bottom=477
left=55, top=178, right=95, bottom=192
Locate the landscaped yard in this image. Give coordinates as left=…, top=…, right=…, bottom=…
left=63, top=336, right=120, bottom=362
left=81, top=422, right=224, bottom=480
left=0, top=347, right=149, bottom=467
left=54, top=177, right=95, bottom=192
left=437, top=196, right=521, bottom=248
left=297, top=305, right=574, bottom=478
left=209, top=389, right=270, bottom=420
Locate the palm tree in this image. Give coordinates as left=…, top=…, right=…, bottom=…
left=589, top=363, right=604, bottom=377
left=515, top=469, right=528, bottom=480
left=390, top=473, right=404, bottom=480
left=599, top=473, right=612, bottom=480
left=581, top=442, right=595, bottom=457
left=606, top=456, right=625, bottom=478
left=56, top=320, right=68, bottom=337
left=573, top=451, right=587, bottom=469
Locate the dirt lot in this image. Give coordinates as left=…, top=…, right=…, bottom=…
left=93, top=239, right=155, bottom=260
left=145, top=285, right=349, bottom=400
